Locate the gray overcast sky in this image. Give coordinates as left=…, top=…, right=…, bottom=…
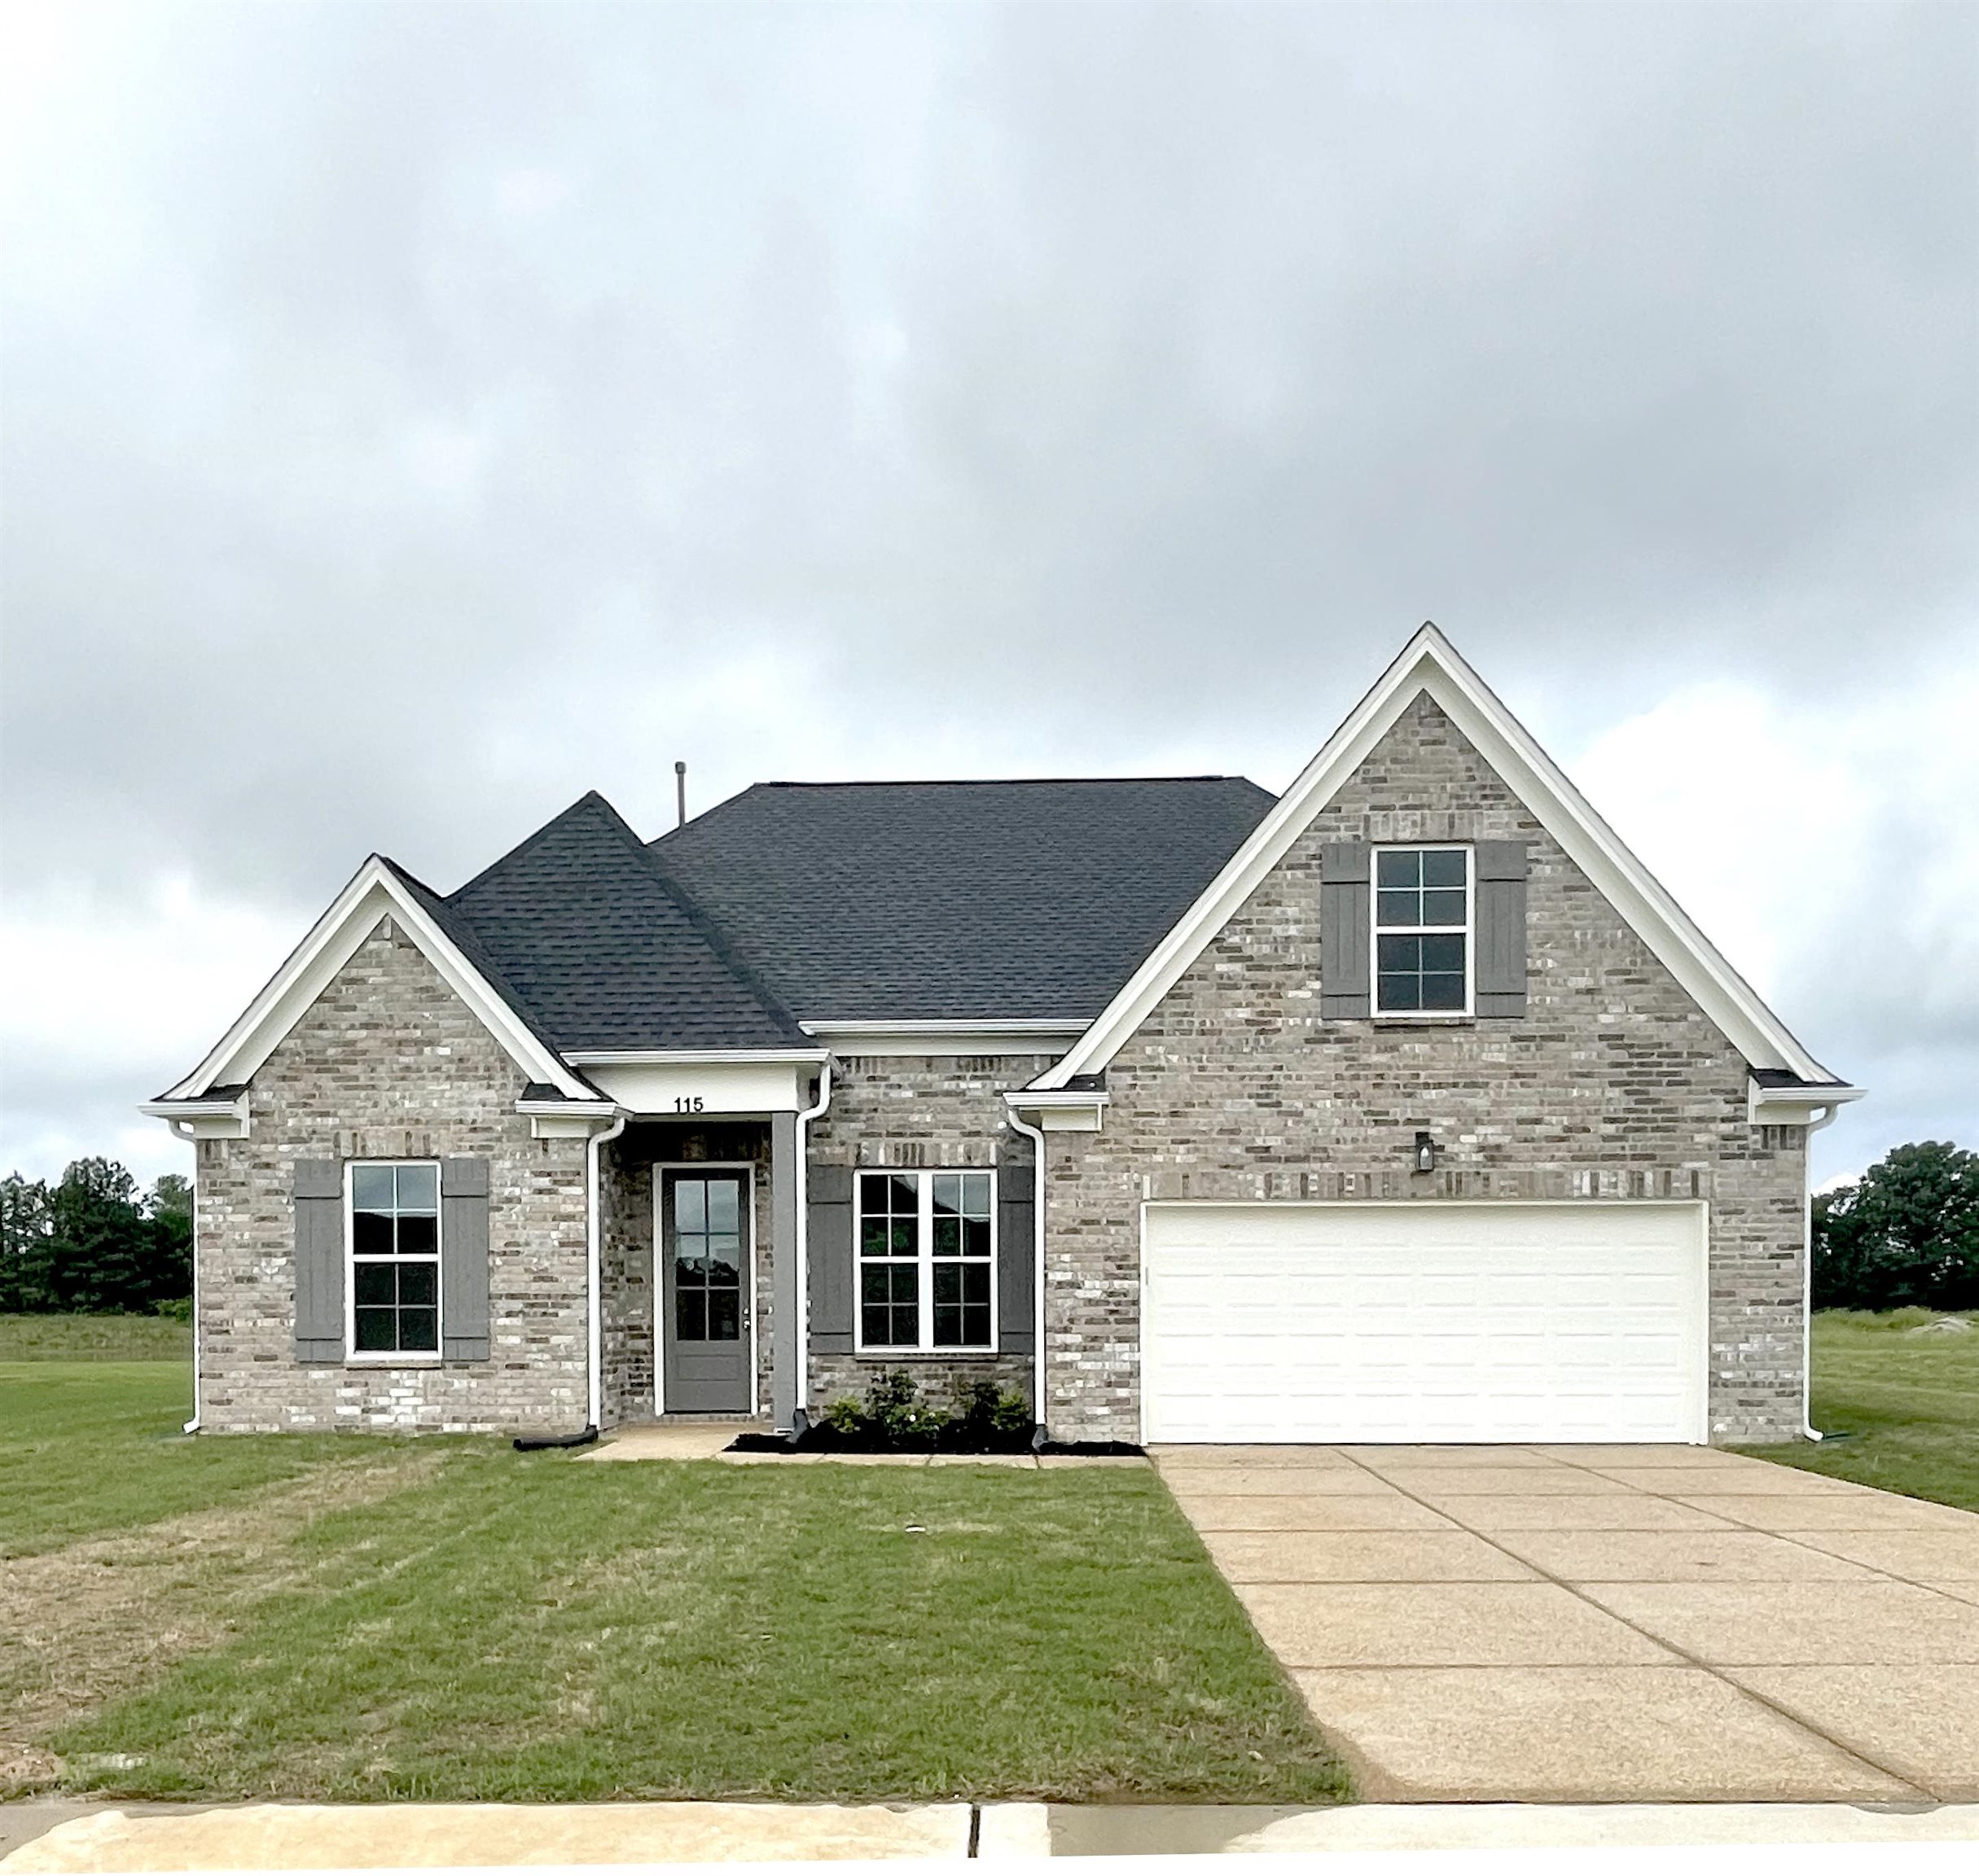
left=2, top=2, right=1974, bottom=1190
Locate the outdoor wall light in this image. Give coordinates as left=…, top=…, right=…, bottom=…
left=1413, top=1131, right=1437, bottom=1174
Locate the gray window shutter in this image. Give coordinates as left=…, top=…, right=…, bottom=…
left=1319, top=842, right=1371, bottom=1019
left=807, top=1163, right=854, bottom=1354
left=293, top=1160, right=344, bottom=1363
left=441, top=1157, right=491, bottom=1361
left=996, top=1157, right=1035, bottom=1357
left=1474, top=840, right=1529, bottom=1017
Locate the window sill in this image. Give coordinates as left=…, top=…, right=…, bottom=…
left=341, top=1356, right=444, bottom=1368
left=1371, top=1013, right=1475, bottom=1025
left=851, top=1348, right=1003, bottom=1361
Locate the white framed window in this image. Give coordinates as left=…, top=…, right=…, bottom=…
left=349, top=1162, right=441, bottom=1357
left=1373, top=845, right=1472, bottom=1015
left=855, top=1169, right=996, bottom=1352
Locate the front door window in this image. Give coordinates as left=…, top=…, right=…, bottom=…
left=672, top=1175, right=744, bottom=1344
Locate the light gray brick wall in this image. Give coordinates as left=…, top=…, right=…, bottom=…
left=805, top=1054, right=1051, bottom=1411
left=1042, top=695, right=1810, bottom=1446
left=193, top=916, right=590, bottom=1435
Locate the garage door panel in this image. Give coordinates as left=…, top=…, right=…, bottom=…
left=1143, top=1203, right=1705, bottom=1444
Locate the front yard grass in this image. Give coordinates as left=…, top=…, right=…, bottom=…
left=3, top=1357, right=1346, bottom=1807
left=1735, top=1308, right=1978, bottom=1513
left=0, top=1359, right=423, bottom=1558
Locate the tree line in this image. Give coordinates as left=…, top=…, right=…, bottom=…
left=1, top=1159, right=193, bottom=1314
left=1814, top=1139, right=1977, bottom=1313
left=0, top=1141, right=1972, bottom=1317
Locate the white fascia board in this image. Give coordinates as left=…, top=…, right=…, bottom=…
left=162, top=857, right=591, bottom=1102
left=1034, top=624, right=1841, bottom=1090
left=138, top=1091, right=251, bottom=1139
left=517, top=1097, right=624, bottom=1141
left=563, top=1048, right=831, bottom=1066
left=801, top=1019, right=1086, bottom=1057
left=1748, top=1079, right=1867, bottom=1125
left=579, top=1058, right=814, bottom=1116
left=1003, top=1089, right=1108, bottom=1132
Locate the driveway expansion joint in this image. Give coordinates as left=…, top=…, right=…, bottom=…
left=1156, top=1442, right=1977, bottom=1804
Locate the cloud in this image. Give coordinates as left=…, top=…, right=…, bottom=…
left=1571, top=662, right=1979, bottom=1184
left=1, top=2, right=1972, bottom=1182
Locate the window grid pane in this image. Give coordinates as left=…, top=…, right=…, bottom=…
left=351, top=1161, right=441, bottom=1355
left=858, top=1168, right=993, bottom=1351
left=669, top=1177, right=744, bottom=1346
left=1373, top=848, right=1470, bottom=1015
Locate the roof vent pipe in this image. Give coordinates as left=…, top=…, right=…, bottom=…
left=674, top=760, right=687, bottom=828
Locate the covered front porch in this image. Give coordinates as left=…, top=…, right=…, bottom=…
left=597, top=1113, right=798, bottom=1431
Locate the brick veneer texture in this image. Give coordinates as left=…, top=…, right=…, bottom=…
left=193, top=917, right=590, bottom=1434
left=1039, top=694, right=1808, bottom=1444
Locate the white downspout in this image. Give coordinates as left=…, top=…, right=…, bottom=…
left=1800, top=1103, right=1841, bottom=1442
left=169, top=1119, right=200, bottom=1434
left=586, top=1111, right=629, bottom=1434
left=792, top=1063, right=833, bottom=1421
left=1004, top=1107, right=1049, bottom=1433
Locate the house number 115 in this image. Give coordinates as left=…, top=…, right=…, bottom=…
left=673, top=1095, right=704, bottom=1113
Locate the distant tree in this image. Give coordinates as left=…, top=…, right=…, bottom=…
left=1814, top=1141, right=1979, bottom=1313
left=0, top=1159, right=194, bottom=1313
left=146, top=1172, right=195, bottom=1301
left=0, top=1172, right=55, bottom=1311
left=149, top=1173, right=192, bottom=1223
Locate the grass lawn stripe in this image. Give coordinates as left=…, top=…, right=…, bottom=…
left=46, top=1455, right=1345, bottom=1804
left=1735, top=1309, right=1978, bottom=1514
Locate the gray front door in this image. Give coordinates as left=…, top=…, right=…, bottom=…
left=660, top=1170, right=752, bottom=1414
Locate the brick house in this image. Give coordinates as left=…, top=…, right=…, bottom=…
left=144, top=627, right=1858, bottom=1444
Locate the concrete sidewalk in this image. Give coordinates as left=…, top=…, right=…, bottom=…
left=0, top=1802, right=967, bottom=1869
left=4, top=1799, right=1976, bottom=1868
left=1156, top=1443, right=1979, bottom=1804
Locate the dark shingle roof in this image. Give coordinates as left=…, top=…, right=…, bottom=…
left=647, top=777, right=1275, bottom=1023
left=440, top=793, right=806, bottom=1052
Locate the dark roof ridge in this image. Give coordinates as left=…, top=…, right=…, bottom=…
left=578, top=794, right=812, bottom=1049
left=449, top=790, right=620, bottom=902
left=750, top=774, right=1269, bottom=791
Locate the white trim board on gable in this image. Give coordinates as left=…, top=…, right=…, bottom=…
left=1032, top=624, right=1856, bottom=1094
left=158, top=857, right=595, bottom=1103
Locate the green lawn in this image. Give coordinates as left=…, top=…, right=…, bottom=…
left=2, top=1340, right=1346, bottom=1807
left=1736, top=1308, right=1979, bottom=1512
left=0, top=1360, right=419, bottom=1558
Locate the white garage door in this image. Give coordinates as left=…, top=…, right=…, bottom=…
left=1143, top=1203, right=1707, bottom=1444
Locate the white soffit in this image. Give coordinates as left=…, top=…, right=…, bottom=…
left=1034, top=623, right=1841, bottom=1089
left=161, top=857, right=592, bottom=1102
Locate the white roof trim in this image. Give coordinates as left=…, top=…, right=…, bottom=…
left=162, top=857, right=592, bottom=1102
left=138, top=1094, right=251, bottom=1120
left=1749, top=1079, right=1866, bottom=1124
left=801, top=1019, right=1087, bottom=1057
left=564, top=1048, right=830, bottom=1066
left=1033, top=624, right=1841, bottom=1089
left=801, top=1019, right=1089, bottom=1037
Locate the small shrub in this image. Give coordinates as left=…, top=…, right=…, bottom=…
left=804, top=1374, right=1034, bottom=1451
left=152, top=1298, right=193, bottom=1323
left=950, top=1379, right=1034, bottom=1445
left=821, top=1396, right=863, bottom=1435
left=863, top=1370, right=945, bottom=1447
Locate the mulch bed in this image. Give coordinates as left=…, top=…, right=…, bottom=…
left=726, top=1428, right=1144, bottom=1458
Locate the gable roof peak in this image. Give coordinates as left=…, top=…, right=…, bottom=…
left=1032, top=622, right=1848, bottom=1090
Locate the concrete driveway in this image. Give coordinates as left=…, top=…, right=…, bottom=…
left=1155, top=1443, right=1979, bottom=1804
